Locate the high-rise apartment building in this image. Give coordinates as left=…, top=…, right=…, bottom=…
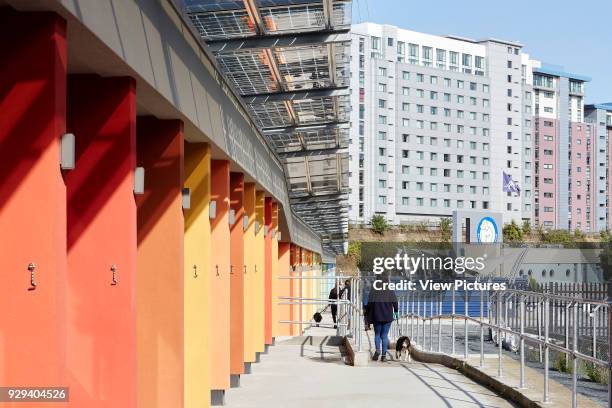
left=349, top=22, right=608, bottom=232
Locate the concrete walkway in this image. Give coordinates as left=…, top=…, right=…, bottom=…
left=225, top=329, right=516, bottom=408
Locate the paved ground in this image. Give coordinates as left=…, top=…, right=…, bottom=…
left=225, top=329, right=516, bottom=408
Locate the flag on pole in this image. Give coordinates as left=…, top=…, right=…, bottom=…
left=503, top=171, right=521, bottom=196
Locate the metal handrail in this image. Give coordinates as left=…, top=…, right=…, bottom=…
left=392, top=286, right=612, bottom=408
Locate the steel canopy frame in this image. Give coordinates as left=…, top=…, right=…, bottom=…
left=184, top=0, right=351, bottom=254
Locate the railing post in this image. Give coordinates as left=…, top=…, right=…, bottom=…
left=416, top=292, right=420, bottom=347
left=519, top=294, right=526, bottom=389
left=497, top=291, right=502, bottom=378
left=465, top=288, right=469, bottom=360
left=480, top=288, right=484, bottom=367
left=430, top=294, right=434, bottom=351
left=572, top=302, right=578, bottom=408
left=607, top=283, right=612, bottom=408
left=544, top=297, right=550, bottom=403
left=452, top=286, right=456, bottom=356
left=410, top=292, right=417, bottom=344
left=438, top=291, right=442, bottom=353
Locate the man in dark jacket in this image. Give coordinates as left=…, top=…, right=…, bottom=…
left=366, top=276, right=398, bottom=362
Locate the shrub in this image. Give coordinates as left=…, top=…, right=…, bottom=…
left=584, top=362, right=609, bottom=384
left=542, top=229, right=572, bottom=244
left=574, top=228, right=584, bottom=241
left=439, top=217, right=452, bottom=242
left=370, top=214, right=389, bottom=235
left=554, top=353, right=572, bottom=374
left=600, top=229, right=611, bottom=243
left=521, top=220, right=531, bottom=236
left=503, top=220, right=523, bottom=242
left=347, top=241, right=361, bottom=264
left=415, top=221, right=429, bottom=233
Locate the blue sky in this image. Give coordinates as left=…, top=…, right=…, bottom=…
left=352, top=0, right=612, bottom=103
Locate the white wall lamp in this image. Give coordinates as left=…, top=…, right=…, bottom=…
left=254, top=220, right=260, bottom=234
left=242, top=215, right=249, bottom=231
left=209, top=200, right=217, bottom=219
left=264, top=225, right=269, bottom=237
left=182, top=188, right=191, bottom=209
left=60, top=133, right=75, bottom=170
left=229, top=209, right=236, bottom=225
left=277, top=231, right=282, bottom=241
left=134, top=167, right=145, bottom=195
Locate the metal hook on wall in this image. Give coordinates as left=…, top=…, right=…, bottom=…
left=110, top=264, right=117, bottom=286
left=230, top=265, right=234, bottom=275
left=216, top=265, right=219, bottom=276
left=27, top=263, right=36, bottom=291
left=193, top=264, right=198, bottom=278
left=244, top=265, right=247, bottom=274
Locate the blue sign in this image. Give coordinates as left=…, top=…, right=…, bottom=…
left=476, top=216, right=498, bottom=243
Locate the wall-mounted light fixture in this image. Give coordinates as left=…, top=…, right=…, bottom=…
left=182, top=188, right=191, bottom=209
left=243, top=215, right=249, bottom=231
left=209, top=200, right=217, bottom=219
left=264, top=225, right=269, bottom=237
left=277, top=232, right=282, bottom=241
left=134, top=167, right=145, bottom=195
left=229, top=209, right=235, bottom=225
left=254, top=220, right=260, bottom=234
left=60, top=133, right=75, bottom=170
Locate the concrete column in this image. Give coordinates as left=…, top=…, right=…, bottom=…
left=184, top=142, right=211, bottom=408
left=66, top=74, right=137, bottom=407
left=229, top=172, right=245, bottom=386
left=0, top=10, right=67, bottom=388
left=136, top=117, right=184, bottom=408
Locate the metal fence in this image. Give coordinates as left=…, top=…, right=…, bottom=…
left=278, top=275, right=612, bottom=407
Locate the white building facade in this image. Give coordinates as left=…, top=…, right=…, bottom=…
left=349, top=23, right=536, bottom=226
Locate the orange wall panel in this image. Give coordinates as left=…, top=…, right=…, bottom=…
left=229, top=173, right=244, bottom=375
left=254, top=192, right=266, bottom=351
left=264, top=197, right=273, bottom=345
left=271, top=203, right=279, bottom=338
left=66, top=75, right=137, bottom=407
left=0, top=10, right=67, bottom=393
left=210, top=160, right=230, bottom=390
left=242, top=184, right=257, bottom=363
left=136, top=117, right=184, bottom=408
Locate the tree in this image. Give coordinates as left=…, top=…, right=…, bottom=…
left=521, top=220, right=531, bottom=237
left=370, top=214, right=389, bottom=235
left=503, top=220, right=523, bottom=242
left=439, top=217, right=452, bottom=242
left=574, top=228, right=584, bottom=241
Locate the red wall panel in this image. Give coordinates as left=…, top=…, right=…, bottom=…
left=66, top=75, right=137, bottom=407
left=0, top=10, right=67, bottom=393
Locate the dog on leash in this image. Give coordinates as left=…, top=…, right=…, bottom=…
left=395, top=336, right=411, bottom=362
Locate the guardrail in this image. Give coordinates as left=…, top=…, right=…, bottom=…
left=388, top=285, right=612, bottom=408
